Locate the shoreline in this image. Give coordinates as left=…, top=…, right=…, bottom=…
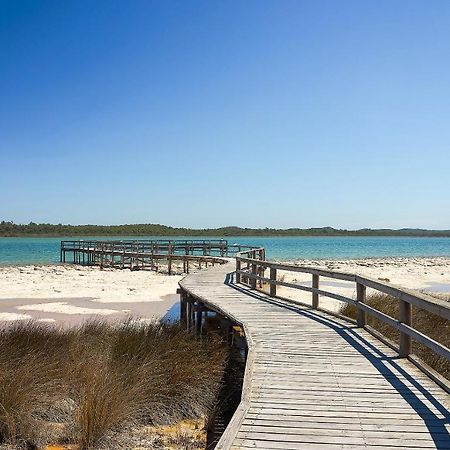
left=0, top=257, right=449, bottom=324
left=2, top=254, right=450, bottom=267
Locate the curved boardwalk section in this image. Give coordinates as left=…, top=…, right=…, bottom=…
left=179, top=261, right=450, bottom=450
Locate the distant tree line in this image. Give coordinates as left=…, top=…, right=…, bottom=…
left=1, top=221, right=449, bottom=237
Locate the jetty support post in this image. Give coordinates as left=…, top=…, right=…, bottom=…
left=178, top=289, right=187, bottom=325
left=186, top=299, right=191, bottom=332
left=184, top=296, right=196, bottom=333
left=270, top=267, right=277, bottom=297
left=356, top=283, right=366, bottom=327
left=312, top=274, right=319, bottom=309
left=399, top=300, right=412, bottom=357
left=196, top=301, right=203, bottom=335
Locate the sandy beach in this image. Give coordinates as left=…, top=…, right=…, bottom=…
left=0, top=257, right=449, bottom=324
left=274, top=256, right=450, bottom=312
left=0, top=264, right=182, bottom=325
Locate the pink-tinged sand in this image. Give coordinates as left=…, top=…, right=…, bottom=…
left=0, top=265, right=182, bottom=325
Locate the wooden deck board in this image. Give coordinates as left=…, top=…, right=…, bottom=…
left=179, top=262, right=450, bottom=449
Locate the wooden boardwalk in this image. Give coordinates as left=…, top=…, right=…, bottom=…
left=179, top=261, right=450, bottom=450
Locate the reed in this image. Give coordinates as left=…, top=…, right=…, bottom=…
left=0, top=319, right=227, bottom=449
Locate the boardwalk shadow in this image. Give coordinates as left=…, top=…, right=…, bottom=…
left=224, top=272, right=450, bottom=449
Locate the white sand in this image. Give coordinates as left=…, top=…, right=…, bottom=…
left=16, top=301, right=120, bottom=316
left=0, top=264, right=182, bottom=324
left=0, top=312, right=33, bottom=321
left=0, top=264, right=181, bottom=303
left=273, top=257, right=450, bottom=312
left=0, top=258, right=448, bottom=323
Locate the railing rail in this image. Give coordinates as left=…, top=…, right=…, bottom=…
left=235, top=249, right=450, bottom=363
left=61, top=239, right=259, bottom=256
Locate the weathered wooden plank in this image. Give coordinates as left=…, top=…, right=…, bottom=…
left=235, top=433, right=449, bottom=448
left=239, top=424, right=450, bottom=441
left=233, top=437, right=446, bottom=450
left=242, top=417, right=446, bottom=431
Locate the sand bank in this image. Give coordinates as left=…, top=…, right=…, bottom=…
left=273, top=256, right=450, bottom=312
left=0, top=264, right=182, bottom=325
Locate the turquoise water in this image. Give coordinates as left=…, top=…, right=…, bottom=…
left=1, top=236, right=450, bottom=264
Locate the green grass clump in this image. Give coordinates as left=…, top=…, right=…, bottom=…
left=340, top=293, right=450, bottom=379
left=0, top=319, right=227, bottom=450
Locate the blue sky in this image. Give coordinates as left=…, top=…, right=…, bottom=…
left=1, top=0, right=449, bottom=229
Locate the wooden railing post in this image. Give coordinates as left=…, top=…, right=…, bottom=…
left=312, top=274, right=319, bottom=309
left=399, top=300, right=412, bottom=357
left=356, top=283, right=366, bottom=327
left=236, top=259, right=241, bottom=284
left=251, top=262, right=257, bottom=289
left=270, top=267, right=277, bottom=297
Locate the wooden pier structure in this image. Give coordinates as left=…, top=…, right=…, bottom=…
left=64, top=240, right=450, bottom=449
left=179, top=248, right=450, bottom=449
left=60, top=239, right=252, bottom=274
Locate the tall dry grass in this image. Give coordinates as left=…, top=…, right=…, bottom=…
left=0, top=319, right=227, bottom=450
left=340, top=292, right=450, bottom=379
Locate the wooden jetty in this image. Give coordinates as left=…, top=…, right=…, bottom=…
left=60, top=239, right=251, bottom=274
left=179, top=248, right=450, bottom=449
left=64, top=240, right=450, bottom=448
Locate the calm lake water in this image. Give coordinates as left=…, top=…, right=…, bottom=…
left=1, top=236, right=450, bottom=265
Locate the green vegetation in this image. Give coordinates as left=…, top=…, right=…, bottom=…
left=340, top=293, right=450, bottom=380
left=1, top=221, right=450, bottom=237
left=0, top=319, right=226, bottom=449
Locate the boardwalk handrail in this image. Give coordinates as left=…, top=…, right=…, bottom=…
left=236, top=248, right=450, bottom=363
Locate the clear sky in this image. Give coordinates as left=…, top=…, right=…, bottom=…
left=1, top=1, right=449, bottom=229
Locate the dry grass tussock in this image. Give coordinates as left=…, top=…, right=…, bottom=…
left=0, top=319, right=227, bottom=450
left=340, top=292, right=450, bottom=379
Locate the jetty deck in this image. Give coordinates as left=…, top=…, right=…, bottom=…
left=179, top=261, right=450, bottom=449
